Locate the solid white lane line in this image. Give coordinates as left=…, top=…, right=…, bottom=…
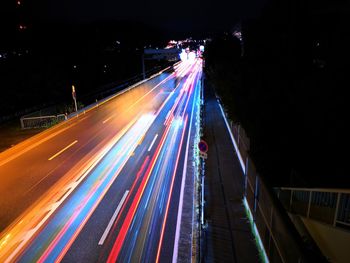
left=147, top=134, right=158, bottom=152
left=48, top=140, right=78, bottom=161
left=98, top=190, right=129, bottom=245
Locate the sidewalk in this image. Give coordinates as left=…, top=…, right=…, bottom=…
left=202, top=79, right=260, bottom=262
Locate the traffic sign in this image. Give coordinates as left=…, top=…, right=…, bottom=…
left=198, top=140, right=208, bottom=153
left=199, top=151, right=207, bottom=159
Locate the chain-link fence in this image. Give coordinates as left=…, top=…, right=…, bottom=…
left=20, top=114, right=66, bottom=129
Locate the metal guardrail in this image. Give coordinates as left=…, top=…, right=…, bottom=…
left=275, top=187, right=350, bottom=229
left=18, top=62, right=178, bottom=130
left=79, top=62, right=175, bottom=104
left=67, top=63, right=177, bottom=120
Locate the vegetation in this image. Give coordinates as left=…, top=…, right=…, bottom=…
left=0, top=22, right=169, bottom=121
left=204, top=1, right=349, bottom=187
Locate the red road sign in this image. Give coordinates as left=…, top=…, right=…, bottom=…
left=198, top=140, right=208, bottom=153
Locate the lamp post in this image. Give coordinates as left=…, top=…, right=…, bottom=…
left=72, top=85, right=78, bottom=113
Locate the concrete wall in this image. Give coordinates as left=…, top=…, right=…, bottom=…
left=301, top=217, right=350, bottom=263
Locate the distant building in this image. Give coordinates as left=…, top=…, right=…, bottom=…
left=144, top=48, right=180, bottom=61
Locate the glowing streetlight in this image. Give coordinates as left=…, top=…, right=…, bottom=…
left=72, top=85, right=78, bottom=113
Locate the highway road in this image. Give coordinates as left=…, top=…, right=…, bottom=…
left=0, top=58, right=202, bottom=262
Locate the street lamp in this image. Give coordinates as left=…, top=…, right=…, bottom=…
left=72, top=85, right=78, bottom=113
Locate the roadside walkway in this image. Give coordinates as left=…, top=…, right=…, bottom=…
left=203, top=79, right=260, bottom=262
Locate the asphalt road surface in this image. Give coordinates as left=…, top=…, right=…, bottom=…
left=0, top=59, right=202, bottom=262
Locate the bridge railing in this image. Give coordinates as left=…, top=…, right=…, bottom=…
left=275, top=187, right=350, bottom=229
left=244, top=157, right=311, bottom=262
left=217, top=100, right=325, bottom=262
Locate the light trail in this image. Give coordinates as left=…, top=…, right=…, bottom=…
left=28, top=115, right=155, bottom=263
left=97, top=154, right=151, bottom=262
left=0, top=60, right=203, bottom=263
left=116, top=114, right=182, bottom=262
left=107, top=67, right=195, bottom=259
left=106, top=112, right=174, bottom=263
left=0, top=67, right=174, bottom=169
left=107, top=60, right=202, bottom=262
left=173, top=62, right=202, bottom=262
left=156, top=114, right=188, bottom=263
left=0, top=116, right=139, bottom=263
left=0, top=64, right=180, bottom=262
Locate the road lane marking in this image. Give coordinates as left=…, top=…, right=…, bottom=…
left=156, top=115, right=188, bottom=262
left=0, top=123, right=79, bottom=168
left=98, top=190, right=129, bottom=245
left=107, top=115, right=174, bottom=262
left=1, top=118, right=139, bottom=263
left=148, top=134, right=158, bottom=152
left=1, top=70, right=178, bottom=262
left=138, top=134, right=146, bottom=145
left=103, top=116, right=113, bottom=124
left=39, top=117, right=154, bottom=262
left=48, top=140, right=78, bottom=161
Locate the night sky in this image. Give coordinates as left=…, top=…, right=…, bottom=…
left=3, top=0, right=347, bottom=187
left=28, top=0, right=266, bottom=33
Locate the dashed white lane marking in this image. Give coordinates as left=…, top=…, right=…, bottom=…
left=48, top=140, right=78, bottom=161
left=98, top=190, right=129, bottom=245
left=148, top=134, right=158, bottom=152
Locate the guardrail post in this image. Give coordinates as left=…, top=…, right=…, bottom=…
left=333, top=193, right=341, bottom=226
left=254, top=175, right=259, bottom=221
left=289, top=189, right=293, bottom=211
left=307, top=191, right=312, bottom=218
left=20, top=117, right=24, bottom=129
